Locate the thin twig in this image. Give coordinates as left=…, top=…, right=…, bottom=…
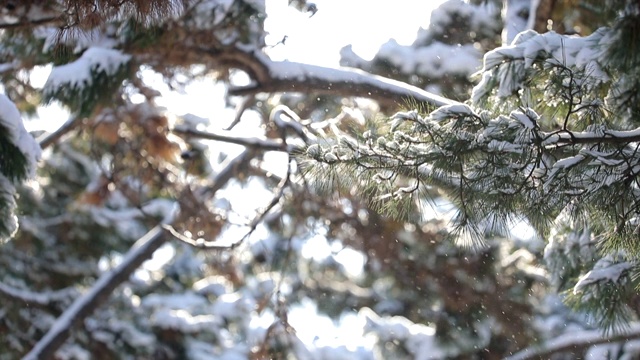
left=225, top=95, right=254, bottom=130
left=172, top=125, right=296, bottom=152
left=0, top=16, right=62, bottom=29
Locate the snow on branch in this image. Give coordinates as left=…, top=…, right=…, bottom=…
left=0, top=282, right=76, bottom=306
left=0, top=94, right=41, bottom=177
left=217, top=46, right=458, bottom=109
left=505, top=323, right=640, bottom=360
left=37, top=116, right=81, bottom=149
left=23, top=226, right=171, bottom=360
left=542, top=127, right=640, bottom=146
left=573, top=262, right=633, bottom=294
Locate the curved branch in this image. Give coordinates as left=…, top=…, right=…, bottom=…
left=228, top=60, right=458, bottom=109
left=189, top=44, right=456, bottom=109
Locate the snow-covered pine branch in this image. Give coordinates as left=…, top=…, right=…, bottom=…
left=305, top=13, right=640, bottom=331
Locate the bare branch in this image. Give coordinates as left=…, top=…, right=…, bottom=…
left=163, top=224, right=238, bottom=249
left=225, top=95, right=255, bottom=130
left=543, top=128, right=640, bottom=146
left=204, top=149, right=254, bottom=195
left=172, top=125, right=296, bottom=152
left=38, top=116, right=81, bottom=149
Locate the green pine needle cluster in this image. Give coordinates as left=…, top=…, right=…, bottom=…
left=0, top=124, right=30, bottom=240
left=0, top=126, right=29, bottom=182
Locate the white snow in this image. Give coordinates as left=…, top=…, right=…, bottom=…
left=375, top=39, right=482, bottom=78
left=152, top=308, right=222, bottom=333
left=510, top=109, right=538, bottom=129
left=194, top=0, right=235, bottom=28
left=574, top=261, right=633, bottom=294
left=361, top=307, right=446, bottom=359
left=0, top=281, right=75, bottom=305
left=552, top=155, right=584, bottom=169
left=266, top=60, right=456, bottom=107
left=192, top=275, right=233, bottom=296
left=429, top=0, right=499, bottom=37
left=429, top=103, right=475, bottom=122
left=44, top=47, right=131, bottom=95
left=324, top=152, right=338, bottom=162
left=473, top=29, right=610, bottom=103
left=502, top=0, right=532, bottom=45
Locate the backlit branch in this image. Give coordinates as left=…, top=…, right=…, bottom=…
left=188, top=44, right=457, bottom=109
left=228, top=60, right=458, bottom=109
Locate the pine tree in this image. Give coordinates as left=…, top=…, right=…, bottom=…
left=3, top=1, right=640, bottom=359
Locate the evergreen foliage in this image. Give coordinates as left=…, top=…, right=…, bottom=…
left=304, top=0, right=640, bottom=334
left=2, top=0, right=640, bottom=359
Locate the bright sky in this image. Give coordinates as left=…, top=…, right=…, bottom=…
left=265, top=0, right=447, bottom=66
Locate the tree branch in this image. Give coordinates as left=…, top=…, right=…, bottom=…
left=23, top=225, right=171, bottom=360
left=38, top=116, right=81, bottom=149
left=228, top=60, right=457, bottom=109
left=23, top=139, right=252, bottom=358
left=505, top=324, right=640, bottom=360
left=172, top=125, right=297, bottom=152
left=190, top=44, right=457, bottom=109
left=0, top=282, right=75, bottom=307
left=543, top=128, right=640, bottom=146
